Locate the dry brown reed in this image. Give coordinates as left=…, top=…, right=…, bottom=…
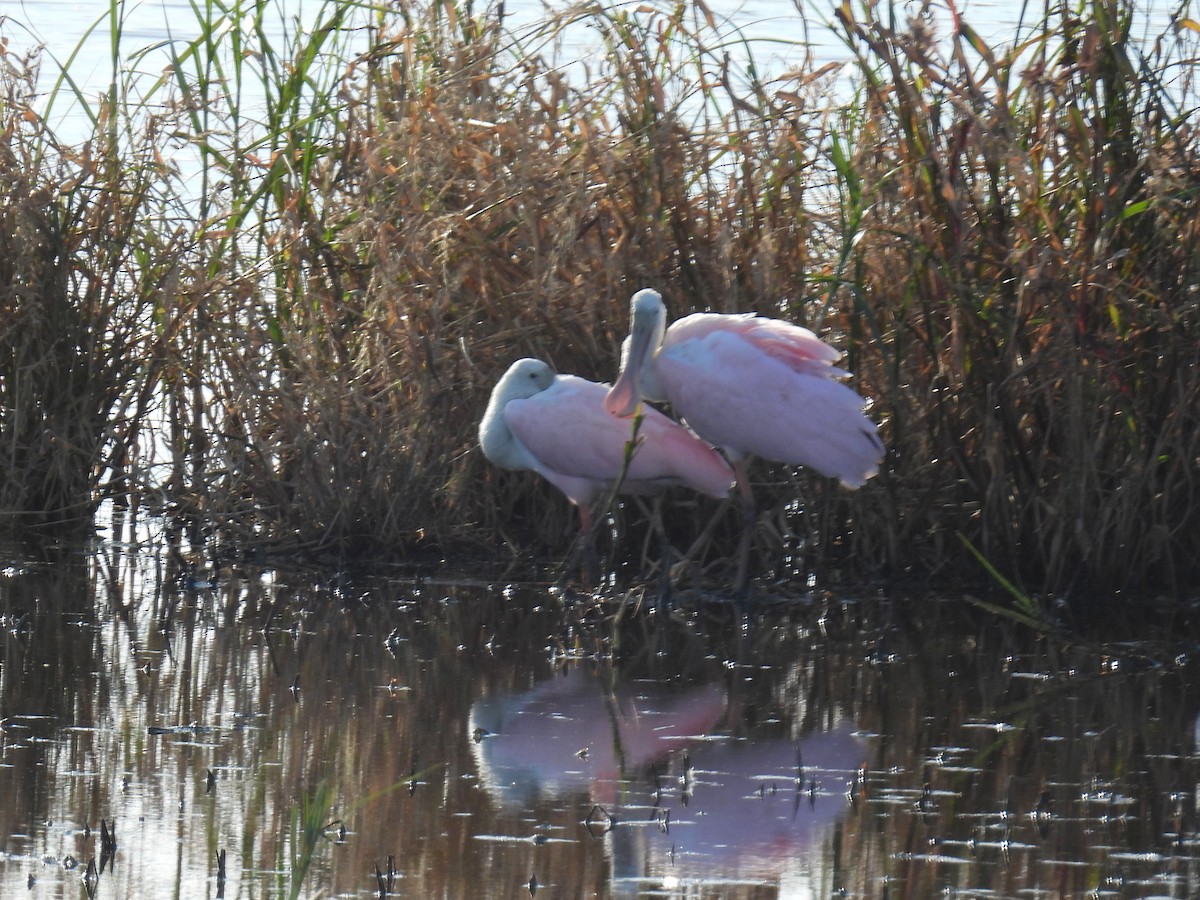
left=0, top=45, right=182, bottom=532
left=1, top=0, right=1197, bottom=600
left=835, top=0, right=1200, bottom=596
left=196, top=1, right=810, bottom=569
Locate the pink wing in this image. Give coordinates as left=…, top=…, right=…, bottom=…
left=506, top=375, right=733, bottom=505
left=664, top=313, right=847, bottom=379
left=659, top=332, right=883, bottom=487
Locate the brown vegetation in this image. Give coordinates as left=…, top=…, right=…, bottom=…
left=0, top=1, right=1196, bottom=598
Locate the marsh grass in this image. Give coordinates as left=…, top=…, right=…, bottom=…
left=0, top=42, right=182, bottom=530
left=0, top=0, right=1196, bottom=600
left=835, top=0, right=1200, bottom=597
left=286, top=780, right=333, bottom=900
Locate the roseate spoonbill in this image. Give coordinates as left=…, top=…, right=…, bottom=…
left=479, top=358, right=734, bottom=566
left=604, top=289, right=884, bottom=589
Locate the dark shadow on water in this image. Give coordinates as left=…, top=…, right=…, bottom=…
left=2, top=541, right=1200, bottom=897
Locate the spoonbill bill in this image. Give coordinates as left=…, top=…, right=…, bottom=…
left=479, top=358, right=734, bottom=544
left=604, top=289, right=884, bottom=588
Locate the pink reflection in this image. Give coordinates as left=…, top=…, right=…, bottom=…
left=470, top=667, right=727, bottom=806
left=470, top=667, right=866, bottom=890
left=622, top=722, right=866, bottom=886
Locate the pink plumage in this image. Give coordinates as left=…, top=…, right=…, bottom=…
left=606, top=290, right=884, bottom=487
left=479, top=359, right=733, bottom=525
left=665, top=312, right=845, bottom=377
left=505, top=374, right=734, bottom=504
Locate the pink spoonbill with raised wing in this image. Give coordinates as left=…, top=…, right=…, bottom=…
left=604, top=289, right=884, bottom=587
left=479, top=357, right=734, bottom=548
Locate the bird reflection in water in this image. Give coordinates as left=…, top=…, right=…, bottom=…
left=470, top=667, right=866, bottom=892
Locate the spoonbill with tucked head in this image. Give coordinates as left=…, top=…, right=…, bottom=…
left=479, top=358, right=734, bottom=568
left=604, top=289, right=884, bottom=589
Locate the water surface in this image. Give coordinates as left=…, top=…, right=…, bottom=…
left=2, top=545, right=1198, bottom=898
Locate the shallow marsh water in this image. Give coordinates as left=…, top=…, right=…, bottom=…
left=2, top=544, right=1200, bottom=898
